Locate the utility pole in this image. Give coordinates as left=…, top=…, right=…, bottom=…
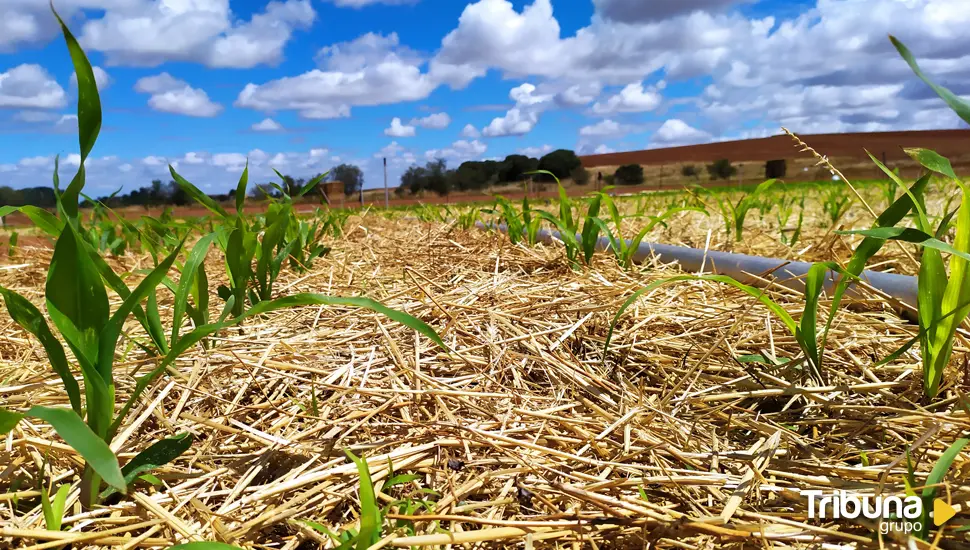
left=383, top=157, right=389, bottom=209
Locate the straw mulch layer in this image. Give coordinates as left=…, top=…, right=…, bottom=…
left=1, top=215, right=968, bottom=549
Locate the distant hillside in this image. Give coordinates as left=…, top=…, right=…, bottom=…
left=580, top=129, right=970, bottom=168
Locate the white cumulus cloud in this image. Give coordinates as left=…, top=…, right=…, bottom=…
left=385, top=117, right=416, bottom=137
left=135, top=73, right=223, bottom=117
left=0, top=64, right=66, bottom=109
left=252, top=118, right=284, bottom=132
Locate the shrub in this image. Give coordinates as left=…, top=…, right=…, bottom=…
left=571, top=165, right=591, bottom=186
left=707, top=159, right=737, bottom=180
left=614, top=164, right=645, bottom=186
left=681, top=164, right=699, bottom=178
left=765, top=159, right=787, bottom=179
left=538, top=149, right=582, bottom=180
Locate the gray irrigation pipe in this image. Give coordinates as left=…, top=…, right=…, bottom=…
left=476, top=222, right=919, bottom=312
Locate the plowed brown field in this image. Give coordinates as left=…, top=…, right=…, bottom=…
left=580, top=129, right=970, bottom=166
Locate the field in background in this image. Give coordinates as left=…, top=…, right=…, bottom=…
left=325, top=129, right=970, bottom=209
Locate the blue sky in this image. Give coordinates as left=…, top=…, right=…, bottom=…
left=0, top=0, right=966, bottom=196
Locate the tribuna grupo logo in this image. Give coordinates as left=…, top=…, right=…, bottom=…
left=802, top=490, right=957, bottom=535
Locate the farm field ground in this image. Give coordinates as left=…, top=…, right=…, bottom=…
left=3, top=12, right=970, bottom=550
left=2, top=177, right=970, bottom=549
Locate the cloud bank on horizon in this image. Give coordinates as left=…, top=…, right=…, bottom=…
left=0, top=0, right=967, bottom=195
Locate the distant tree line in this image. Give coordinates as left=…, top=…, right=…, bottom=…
left=0, top=163, right=365, bottom=209
left=396, top=149, right=584, bottom=196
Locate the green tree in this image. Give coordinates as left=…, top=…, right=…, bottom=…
left=538, top=149, right=581, bottom=180
left=426, top=159, right=452, bottom=196
left=452, top=161, right=494, bottom=191
left=166, top=180, right=191, bottom=206
left=331, top=164, right=364, bottom=196
left=0, top=186, right=23, bottom=207
left=499, top=155, right=539, bottom=183
left=400, top=165, right=428, bottom=195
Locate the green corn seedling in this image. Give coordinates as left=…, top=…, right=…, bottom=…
left=776, top=194, right=805, bottom=247
left=40, top=482, right=70, bottom=531
left=822, top=35, right=970, bottom=398
left=8, top=231, right=17, bottom=258
left=604, top=262, right=857, bottom=384
left=527, top=170, right=600, bottom=267
left=172, top=165, right=329, bottom=316
left=710, top=179, right=778, bottom=241
left=593, top=192, right=707, bottom=270
left=821, top=184, right=852, bottom=227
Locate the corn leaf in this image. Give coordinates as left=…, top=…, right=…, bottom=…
left=172, top=233, right=217, bottom=347
left=919, top=438, right=969, bottom=538
left=796, top=263, right=828, bottom=383
left=926, top=181, right=970, bottom=397
left=170, top=166, right=230, bottom=218
left=0, top=406, right=124, bottom=492
left=235, top=161, right=249, bottom=214
left=46, top=223, right=108, bottom=377
left=51, top=4, right=100, bottom=219
left=345, top=449, right=380, bottom=549
left=905, top=148, right=960, bottom=181
left=20, top=206, right=64, bottom=238
left=98, top=242, right=184, bottom=378
left=100, top=433, right=193, bottom=499
left=297, top=171, right=330, bottom=198
left=41, top=484, right=70, bottom=531
left=891, top=36, right=970, bottom=126
left=867, top=151, right=932, bottom=233
left=0, top=288, right=81, bottom=415
left=837, top=227, right=970, bottom=262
